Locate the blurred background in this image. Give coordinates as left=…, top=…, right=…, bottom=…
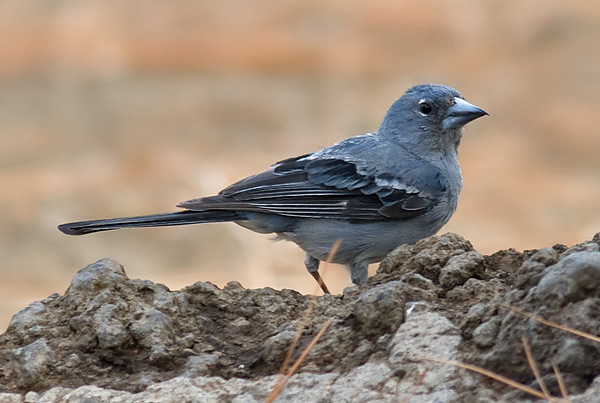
left=1, top=1, right=599, bottom=330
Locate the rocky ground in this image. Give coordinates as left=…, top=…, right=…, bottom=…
left=0, top=233, right=599, bottom=402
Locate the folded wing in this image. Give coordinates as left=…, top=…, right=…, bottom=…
left=177, top=154, right=443, bottom=222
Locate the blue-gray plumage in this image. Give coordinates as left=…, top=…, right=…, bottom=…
left=58, top=84, right=487, bottom=292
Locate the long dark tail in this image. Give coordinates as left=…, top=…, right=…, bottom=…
left=58, top=210, right=241, bottom=235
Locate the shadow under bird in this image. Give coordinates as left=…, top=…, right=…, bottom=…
left=59, top=84, right=488, bottom=293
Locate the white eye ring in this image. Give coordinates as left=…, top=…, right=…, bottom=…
left=418, top=99, right=433, bottom=115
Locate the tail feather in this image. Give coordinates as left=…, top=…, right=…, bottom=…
left=58, top=210, right=241, bottom=235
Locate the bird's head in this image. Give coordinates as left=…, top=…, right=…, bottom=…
left=380, top=84, right=488, bottom=153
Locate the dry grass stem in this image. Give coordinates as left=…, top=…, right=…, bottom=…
left=286, top=317, right=335, bottom=377
left=276, top=239, right=342, bottom=376
left=423, top=356, right=566, bottom=401
left=277, top=303, right=314, bottom=378
left=267, top=239, right=341, bottom=402
left=551, top=360, right=570, bottom=402
left=507, top=305, right=600, bottom=343
left=266, top=317, right=334, bottom=403
left=521, top=336, right=551, bottom=399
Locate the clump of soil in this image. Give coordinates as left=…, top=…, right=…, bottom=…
left=1, top=233, right=599, bottom=402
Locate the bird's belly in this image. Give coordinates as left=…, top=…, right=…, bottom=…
left=279, top=216, right=447, bottom=265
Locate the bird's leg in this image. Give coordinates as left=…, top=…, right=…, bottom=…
left=304, top=255, right=330, bottom=294
left=349, top=260, right=369, bottom=285
left=311, top=272, right=330, bottom=295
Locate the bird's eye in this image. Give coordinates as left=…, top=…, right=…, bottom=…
left=419, top=101, right=433, bottom=115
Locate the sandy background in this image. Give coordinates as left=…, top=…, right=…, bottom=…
left=1, top=1, right=599, bottom=330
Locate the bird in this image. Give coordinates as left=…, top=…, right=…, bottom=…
left=58, top=84, right=487, bottom=293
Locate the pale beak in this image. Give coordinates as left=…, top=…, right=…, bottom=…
left=442, top=97, right=488, bottom=130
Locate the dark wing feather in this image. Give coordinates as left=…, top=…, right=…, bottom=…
left=177, top=155, right=441, bottom=221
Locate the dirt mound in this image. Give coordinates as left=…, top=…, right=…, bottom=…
left=1, top=233, right=599, bottom=402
